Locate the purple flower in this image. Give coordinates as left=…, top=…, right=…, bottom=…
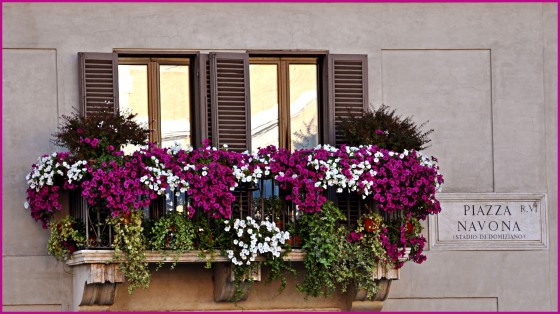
left=346, top=232, right=363, bottom=243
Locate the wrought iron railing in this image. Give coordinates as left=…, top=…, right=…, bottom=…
left=69, top=189, right=113, bottom=249
left=69, top=178, right=392, bottom=250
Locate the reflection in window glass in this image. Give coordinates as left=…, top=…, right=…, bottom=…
left=160, top=65, right=191, bottom=149
left=165, top=187, right=186, bottom=213
left=289, top=64, right=318, bottom=150
left=250, top=64, right=279, bottom=150
left=118, top=64, right=149, bottom=154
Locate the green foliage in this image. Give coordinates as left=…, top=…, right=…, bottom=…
left=190, top=211, right=225, bottom=269
left=297, top=200, right=347, bottom=298
left=47, top=215, right=86, bottom=262
left=340, top=214, right=388, bottom=299
left=146, top=211, right=196, bottom=270
left=338, top=105, right=434, bottom=151
left=108, top=210, right=151, bottom=293
left=351, top=236, right=384, bottom=299
left=52, top=109, right=149, bottom=160
left=230, top=263, right=257, bottom=303
left=297, top=202, right=390, bottom=300
left=262, top=255, right=296, bottom=295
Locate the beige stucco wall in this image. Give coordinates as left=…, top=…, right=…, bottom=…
left=2, top=3, right=557, bottom=311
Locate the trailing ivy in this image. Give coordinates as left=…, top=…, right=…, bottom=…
left=109, top=209, right=150, bottom=293
left=297, top=200, right=347, bottom=298
left=47, top=215, right=86, bottom=262
left=146, top=210, right=196, bottom=270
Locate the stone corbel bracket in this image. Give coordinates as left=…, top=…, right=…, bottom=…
left=347, top=251, right=409, bottom=312
left=213, top=262, right=262, bottom=302
left=66, top=249, right=301, bottom=307
left=67, top=251, right=124, bottom=311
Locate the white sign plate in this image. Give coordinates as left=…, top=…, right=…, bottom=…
left=429, top=193, right=547, bottom=250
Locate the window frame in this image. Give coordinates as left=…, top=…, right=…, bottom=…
left=118, top=56, right=193, bottom=148
left=249, top=56, right=320, bottom=151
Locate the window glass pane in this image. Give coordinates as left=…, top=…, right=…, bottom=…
left=160, top=65, right=191, bottom=149
left=165, top=187, right=186, bottom=213
left=250, top=64, right=279, bottom=150
left=289, top=64, right=318, bottom=150
left=118, top=64, right=149, bottom=153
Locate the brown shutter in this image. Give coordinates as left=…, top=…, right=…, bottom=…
left=209, top=52, right=251, bottom=152
left=78, top=52, right=119, bottom=116
left=193, top=53, right=208, bottom=147
left=326, top=54, right=368, bottom=146
left=336, top=192, right=374, bottom=228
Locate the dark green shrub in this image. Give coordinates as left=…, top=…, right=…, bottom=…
left=52, top=109, right=149, bottom=160
left=338, top=105, right=433, bottom=151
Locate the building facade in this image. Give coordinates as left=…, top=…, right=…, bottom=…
left=2, top=3, right=557, bottom=311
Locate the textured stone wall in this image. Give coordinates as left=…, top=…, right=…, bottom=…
left=2, top=3, right=557, bottom=311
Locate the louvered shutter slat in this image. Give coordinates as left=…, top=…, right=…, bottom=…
left=327, top=54, right=368, bottom=147
left=209, top=52, right=251, bottom=152
left=79, top=52, right=119, bottom=116
left=203, top=57, right=213, bottom=143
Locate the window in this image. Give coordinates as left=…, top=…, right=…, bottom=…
left=78, top=51, right=368, bottom=223
left=118, top=57, right=192, bottom=149
left=249, top=57, right=319, bottom=151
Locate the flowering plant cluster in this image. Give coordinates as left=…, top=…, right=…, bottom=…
left=380, top=214, right=427, bottom=266
left=52, top=109, right=149, bottom=160
left=227, top=144, right=443, bottom=217
left=24, top=152, right=87, bottom=227
left=338, top=212, right=388, bottom=299
left=25, top=143, right=442, bottom=234
left=349, top=211, right=427, bottom=267
left=223, top=217, right=290, bottom=266
left=26, top=128, right=443, bottom=294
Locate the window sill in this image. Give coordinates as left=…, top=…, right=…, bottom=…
left=66, top=249, right=306, bottom=266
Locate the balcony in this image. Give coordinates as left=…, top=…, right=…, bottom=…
left=27, top=143, right=442, bottom=311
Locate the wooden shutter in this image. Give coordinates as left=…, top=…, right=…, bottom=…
left=78, top=52, right=119, bottom=116
left=337, top=192, right=374, bottom=228
left=202, top=55, right=213, bottom=145
left=209, top=52, right=251, bottom=152
left=193, top=53, right=208, bottom=147
left=326, top=54, right=368, bottom=146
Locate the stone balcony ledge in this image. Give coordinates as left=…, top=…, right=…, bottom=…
left=67, top=249, right=306, bottom=266
left=66, top=248, right=407, bottom=311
